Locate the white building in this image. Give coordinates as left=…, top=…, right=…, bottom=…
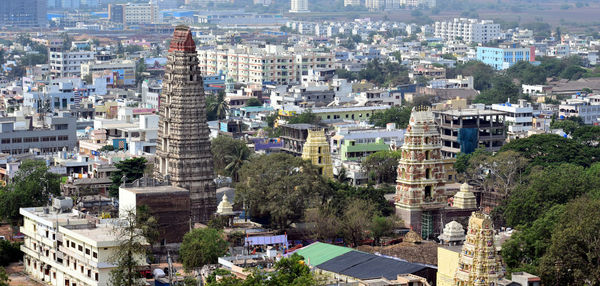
left=80, top=60, right=136, bottom=86
left=123, top=3, right=161, bottom=25
left=49, top=50, right=95, bottom=78
left=434, top=18, right=500, bottom=44
left=289, top=0, right=309, bottom=13
left=20, top=199, right=147, bottom=286
left=492, top=99, right=533, bottom=136
left=559, top=96, right=600, bottom=125
left=344, top=0, right=360, bottom=7
left=197, top=45, right=334, bottom=85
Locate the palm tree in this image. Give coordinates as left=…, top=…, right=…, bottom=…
left=207, top=91, right=229, bottom=120
left=224, top=144, right=251, bottom=182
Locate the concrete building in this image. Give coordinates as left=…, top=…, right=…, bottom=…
left=80, top=61, right=136, bottom=86
left=123, top=3, right=161, bottom=25
left=340, top=138, right=389, bottom=161
left=312, top=106, right=391, bottom=122
left=289, top=0, right=309, bottom=13
left=108, top=4, right=124, bottom=24
left=197, top=46, right=334, bottom=84
left=477, top=44, right=535, bottom=70
left=434, top=18, right=500, bottom=44
left=280, top=123, right=314, bottom=156
left=559, top=98, right=600, bottom=125
left=154, top=26, right=217, bottom=224
left=434, top=109, right=507, bottom=158
left=492, top=99, right=533, bottom=138
left=343, top=0, right=360, bottom=7
left=49, top=51, right=95, bottom=78
left=0, top=115, right=77, bottom=155
left=20, top=200, right=147, bottom=286
left=0, top=0, right=46, bottom=28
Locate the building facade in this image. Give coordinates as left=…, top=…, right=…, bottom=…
left=491, top=99, right=533, bottom=137
left=301, top=129, right=333, bottom=178
left=154, top=25, right=217, bottom=224
left=434, top=18, right=500, bottom=44
left=477, top=45, right=535, bottom=70
left=0, top=0, right=46, bottom=27
left=49, top=51, right=95, bottom=78
left=0, top=115, right=77, bottom=155
left=123, top=3, right=161, bottom=25
left=289, top=0, right=309, bottom=13
left=80, top=61, right=136, bottom=86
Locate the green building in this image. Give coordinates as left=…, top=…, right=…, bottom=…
left=340, top=138, right=390, bottom=161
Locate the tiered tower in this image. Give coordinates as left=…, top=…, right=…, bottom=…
left=395, top=106, right=447, bottom=239
left=154, top=25, right=216, bottom=224
left=301, top=129, right=333, bottom=178
left=454, top=212, right=504, bottom=285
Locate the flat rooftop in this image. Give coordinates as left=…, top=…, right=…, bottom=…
left=434, top=109, right=507, bottom=117
left=121, top=185, right=189, bottom=194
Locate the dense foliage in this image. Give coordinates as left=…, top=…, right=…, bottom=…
left=109, top=157, right=148, bottom=197
left=368, top=106, right=411, bottom=128
left=211, top=135, right=253, bottom=182
left=180, top=228, right=228, bottom=271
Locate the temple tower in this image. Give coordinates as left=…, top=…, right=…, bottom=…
left=154, top=25, right=216, bottom=224
left=454, top=212, right=504, bottom=285
left=301, top=129, right=333, bottom=178
left=395, top=106, right=446, bottom=239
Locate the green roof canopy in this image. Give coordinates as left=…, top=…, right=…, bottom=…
left=295, top=242, right=355, bottom=266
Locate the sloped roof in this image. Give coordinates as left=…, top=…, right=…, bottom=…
left=315, top=251, right=427, bottom=280
left=295, top=242, right=354, bottom=266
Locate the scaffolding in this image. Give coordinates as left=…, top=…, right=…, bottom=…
left=421, top=212, right=433, bottom=239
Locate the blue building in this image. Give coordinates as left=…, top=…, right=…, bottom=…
left=203, top=71, right=226, bottom=93
left=476, top=44, right=535, bottom=70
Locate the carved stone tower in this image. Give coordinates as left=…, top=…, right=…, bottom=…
left=454, top=212, right=504, bottom=285
left=301, top=128, right=333, bottom=178
left=154, top=25, right=216, bottom=224
left=395, top=106, right=446, bottom=239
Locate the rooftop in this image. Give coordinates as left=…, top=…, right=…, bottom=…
left=434, top=108, right=507, bottom=117
left=120, top=185, right=189, bottom=194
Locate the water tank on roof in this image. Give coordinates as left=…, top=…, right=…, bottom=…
left=53, top=197, right=73, bottom=212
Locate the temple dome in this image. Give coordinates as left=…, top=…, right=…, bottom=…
left=453, top=183, right=477, bottom=209
left=216, top=193, right=234, bottom=216
left=438, top=221, right=465, bottom=245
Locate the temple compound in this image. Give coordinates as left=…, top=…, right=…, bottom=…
left=454, top=212, right=504, bottom=285
left=154, top=25, right=216, bottom=224
left=301, top=128, right=333, bottom=178
left=395, top=107, right=477, bottom=239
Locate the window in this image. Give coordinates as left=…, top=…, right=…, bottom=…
left=425, top=168, right=431, bottom=179
left=78, top=245, right=83, bottom=252
left=85, top=248, right=90, bottom=255
left=93, top=252, right=97, bottom=258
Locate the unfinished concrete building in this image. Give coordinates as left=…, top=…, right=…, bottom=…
left=154, top=25, right=216, bottom=224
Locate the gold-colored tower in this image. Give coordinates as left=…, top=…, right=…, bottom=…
left=302, top=129, right=333, bottom=178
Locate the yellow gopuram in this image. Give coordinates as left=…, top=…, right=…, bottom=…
left=302, top=129, right=333, bottom=178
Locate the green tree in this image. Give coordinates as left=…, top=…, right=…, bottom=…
left=0, top=267, right=8, bottom=286
left=135, top=58, right=146, bottom=86
left=453, top=61, right=496, bottom=91
left=206, top=91, right=229, bottom=120
left=369, top=106, right=411, bottom=128
left=501, top=164, right=596, bottom=227
left=362, top=150, right=402, bottom=184
left=0, top=240, right=22, bottom=266
left=109, top=157, right=148, bottom=197
left=473, top=75, right=521, bottom=104
left=287, top=110, right=320, bottom=125
left=109, top=208, right=153, bottom=286
left=370, top=215, right=397, bottom=246
left=0, top=160, right=61, bottom=224
left=538, top=197, right=600, bottom=285
left=179, top=228, right=228, bottom=271
left=572, top=125, right=600, bottom=147
left=341, top=199, right=374, bottom=247
left=99, top=145, right=116, bottom=152
left=245, top=97, right=262, bottom=106
left=135, top=205, right=159, bottom=245
left=235, top=153, right=329, bottom=230
left=211, top=135, right=252, bottom=181
left=550, top=116, right=583, bottom=135
left=500, top=134, right=597, bottom=168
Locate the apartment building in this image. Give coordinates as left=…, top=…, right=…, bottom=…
left=20, top=200, right=147, bottom=286
left=491, top=99, right=533, bottom=137
left=112, top=3, right=162, bottom=26
left=80, top=61, right=136, bottom=86
left=477, top=44, right=535, bottom=70
left=559, top=97, right=600, bottom=125
left=197, top=46, right=334, bottom=84
left=49, top=51, right=95, bottom=78
left=0, top=115, right=77, bottom=155
left=434, top=18, right=500, bottom=44
left=0, top=0, right=47, bottom=28
left=289, top=0, right=309, bottom=13
left=343, top=0, right=360, bottom=7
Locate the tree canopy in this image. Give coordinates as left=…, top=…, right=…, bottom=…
left=368, top=106, right=411, bottom=128
left=109, top=157, right=148, bottom=197
left=211, top=135, right=253, bottom=182
left=180, top=228, right=228, bottom=271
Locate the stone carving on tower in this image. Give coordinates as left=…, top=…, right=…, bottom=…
left=395, top=106, right=446, bottom=238
left=454, top=212, right=504, bottom=286
left=301, top=128, right=333, bottom=178
left=154, top=25, right=216, bottom=224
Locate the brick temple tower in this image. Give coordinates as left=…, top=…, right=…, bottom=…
left=454, top=212, right=504, bottom=285
left=301, top=128, right=333, bottom=178
left=155, top=25, right=216, bottom=224
left=395, top=106, right=447, bottom=239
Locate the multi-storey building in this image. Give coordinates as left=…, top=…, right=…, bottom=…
left=197, top=46, right=334, bottom=84
left=80, top=61, right=136, bottom=86
left=20, top=200, right=147, bottom=286
left=434, top=18, right=500, bottom=44
left=343, top=0, right=360, bottom=7
left=123, top=3, right=161, bottom=25
left=0, top=0, right=46, bottom=28
left=434, top=109, right=507, bottom=158
left=0, top=115, right=77, bottom=155
left=558, top=98, right=600, bottom=125
left=477, top=44, right=535, bottom=70
left=108, top=4, right=124, bottom=24
left=400, top=0, right=436, bottom=8
left=289, top=0, right=309, bottom=13
left=49, top=50, right=95, bottom=78
left=491, top=99, right=533, bottom=138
